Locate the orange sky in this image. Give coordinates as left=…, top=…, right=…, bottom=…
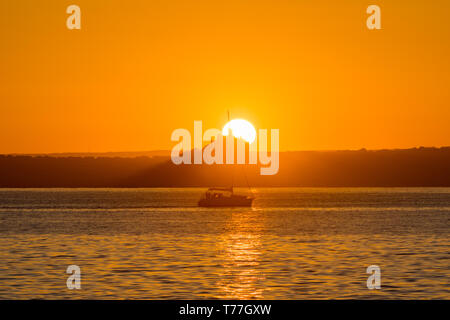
left=1, top=0, right=449, bottom=153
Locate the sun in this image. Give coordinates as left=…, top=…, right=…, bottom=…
left=222, top=119, right=256, bottom=143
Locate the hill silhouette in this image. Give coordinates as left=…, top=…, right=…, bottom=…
left=0, top=147, right=449, bottom=187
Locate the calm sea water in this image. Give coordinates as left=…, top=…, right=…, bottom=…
left=0, top=188, right=448, bottom=299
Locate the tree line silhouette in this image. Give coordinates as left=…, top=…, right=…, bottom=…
left=0, top=147, right=449, bottom=187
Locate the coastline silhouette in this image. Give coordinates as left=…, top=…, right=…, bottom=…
left=1, top=146, right=449, bottom=188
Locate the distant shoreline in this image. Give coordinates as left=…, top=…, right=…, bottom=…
left=1, top=147, right=449, bottom=188
left=3, top=146, right=449, bottom=158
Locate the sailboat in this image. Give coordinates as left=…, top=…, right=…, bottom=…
left=198, top=111, right=255, bottom=207
left=198, top=187, right=254, bottom=207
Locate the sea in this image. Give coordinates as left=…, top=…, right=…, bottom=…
left=0, top=188, right=448, bottom=299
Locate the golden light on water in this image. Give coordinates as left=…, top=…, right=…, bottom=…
left=216, top=210, right=266, bottom=299
left=222, top=119, right=257, bottom=143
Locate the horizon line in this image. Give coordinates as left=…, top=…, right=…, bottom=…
left=2, top=145, right=449, bottom=157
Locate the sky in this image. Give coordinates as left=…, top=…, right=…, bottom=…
left=0, top=0, right=449, bottom=153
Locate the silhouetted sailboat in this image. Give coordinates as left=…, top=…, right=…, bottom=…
left=198, top=187, right=254, bottom=207
left=198, top=111, right=255, bottom=207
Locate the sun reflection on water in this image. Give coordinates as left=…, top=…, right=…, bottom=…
left=215, top=210, right=266, bottom=299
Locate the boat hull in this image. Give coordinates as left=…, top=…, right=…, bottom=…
left=198, top=196, right=254, bottom=207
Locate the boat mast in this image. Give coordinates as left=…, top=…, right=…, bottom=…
left=227, top=110, right=234, bottom=193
